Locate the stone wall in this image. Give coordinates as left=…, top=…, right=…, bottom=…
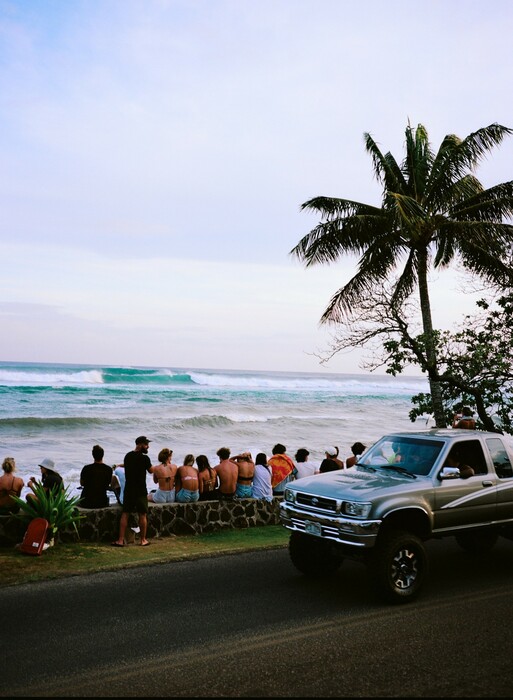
left=0, top=497, right=283, bottom=546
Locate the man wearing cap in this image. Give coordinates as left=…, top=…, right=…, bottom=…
left=319, top=446, right=345, bottom=473
left=112, top=436, right=156, bottom=547
left=26, top=458, right=64, bottom=505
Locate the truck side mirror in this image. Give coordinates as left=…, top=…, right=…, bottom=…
left=439, top=466, right=460, bottom=480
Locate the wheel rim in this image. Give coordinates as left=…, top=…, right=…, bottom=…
left=391, top=546, right=418, bottom=590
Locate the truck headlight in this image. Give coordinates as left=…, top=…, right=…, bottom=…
left=284, top=488, right=296, bottom=503
left=342, top=501, right=372, bottom=518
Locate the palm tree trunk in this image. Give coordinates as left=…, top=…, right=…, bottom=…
left=417, top=250, right=446, bottom=427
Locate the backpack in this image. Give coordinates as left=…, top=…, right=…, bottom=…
left=19, top=517, right=50, bottom=556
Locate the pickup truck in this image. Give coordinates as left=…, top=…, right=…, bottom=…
left=280, top=429, right=513, bottom=603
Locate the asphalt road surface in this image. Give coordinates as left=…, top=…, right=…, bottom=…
left=2, top=536, right=513, bottom=697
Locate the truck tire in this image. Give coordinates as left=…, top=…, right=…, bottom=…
left=455, top=530, right=498, bottom=554
left=288, top=532, right=342, bottom=577
left=368, top=530, right=428, bottom=604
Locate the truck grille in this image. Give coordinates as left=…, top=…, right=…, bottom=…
left=296, top=493, right=339, bottom=513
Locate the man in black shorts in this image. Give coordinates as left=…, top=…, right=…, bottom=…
left=112, top=436, right=155, bottom=547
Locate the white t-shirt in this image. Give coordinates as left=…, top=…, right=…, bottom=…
left=295, top=461, right=318, bottom=479
left=252, top=464, right=273, bottom=500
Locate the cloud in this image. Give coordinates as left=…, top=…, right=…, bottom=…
left=1, top=0, right=512, bottom=372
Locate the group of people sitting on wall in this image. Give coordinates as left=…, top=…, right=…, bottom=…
left=0, top=440, right=368, bottom=515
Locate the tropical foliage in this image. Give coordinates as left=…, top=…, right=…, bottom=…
left=12, top=482, right=84, bottom=540
left=407, top=291, right=513, bottom=434
left=291, top=122, right=513, bottom=426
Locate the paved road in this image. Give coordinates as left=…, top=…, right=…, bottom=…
left=2, top=537, right=513, bottom=697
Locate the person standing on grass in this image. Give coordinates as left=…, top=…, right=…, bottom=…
left=112, top=436, right=155, bottom=547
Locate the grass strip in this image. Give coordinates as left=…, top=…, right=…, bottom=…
left=0, top=525, right=289, bottom=588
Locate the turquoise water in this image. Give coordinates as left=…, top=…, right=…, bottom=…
left=0, top=361, right=429, bottom=495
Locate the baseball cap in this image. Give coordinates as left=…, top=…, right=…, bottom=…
left=135, top=436, right=152, bottom=445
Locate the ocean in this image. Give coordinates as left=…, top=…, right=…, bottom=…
left=0, top=360, right=430, bottom=500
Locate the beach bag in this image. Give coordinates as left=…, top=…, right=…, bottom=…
left=19, top=517, right=49, bottom=556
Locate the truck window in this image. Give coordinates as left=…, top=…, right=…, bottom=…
left=455, top=440, right=488, bottom=475
left=486, top=437, right=513, bottom=479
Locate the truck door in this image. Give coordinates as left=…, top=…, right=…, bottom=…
left=433, top=439, right=496, bottom=530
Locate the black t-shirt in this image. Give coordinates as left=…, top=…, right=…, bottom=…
left=123, top=450, right=152, bottom=497
left=42, top=471, right=64, bottom=493
left=319, top=458, right=340, bottom=473
left=80, top=462, right=112, bottom=508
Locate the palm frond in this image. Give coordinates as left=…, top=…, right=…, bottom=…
left=459, top=123, right=513, bottom=169
left=363, top=132, right=406, bottom=196
left=452, top=181, right=513, bottom=222
left=403, top=124, right=434, bottom=201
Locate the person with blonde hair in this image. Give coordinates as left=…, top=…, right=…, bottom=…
left=0, top=457, right=24, bottom=514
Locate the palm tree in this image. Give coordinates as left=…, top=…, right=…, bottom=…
left=291, top=123, right=513, bottom=427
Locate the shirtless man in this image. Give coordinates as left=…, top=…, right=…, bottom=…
left=214, top=447, right=238, bottom=501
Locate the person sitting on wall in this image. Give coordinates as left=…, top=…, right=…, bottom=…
left=80, top=444, right=114, bottom=508
left=0, top=457, right=24, bottom=514
left=214, top=447, right=238, bottom=501
left=233, top=452, right=255, bottom=498
left=26, top=458, right=64, bottom=505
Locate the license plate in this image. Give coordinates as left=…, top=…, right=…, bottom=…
left=305, top=521, right=322, bottom=537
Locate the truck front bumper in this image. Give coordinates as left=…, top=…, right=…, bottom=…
left=279, top=501, right=380, bottom=548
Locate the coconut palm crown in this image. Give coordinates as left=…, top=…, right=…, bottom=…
left=291, top=123, right=513, bottom=426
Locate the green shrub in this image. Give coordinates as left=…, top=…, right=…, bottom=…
left=11, top=483, right=84, bottom=540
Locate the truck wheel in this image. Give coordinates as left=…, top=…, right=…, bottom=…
left=288, top=532, right=342, bottom=577
left=369, top=530, right=428, bottom=604
left=455, top=530, right=498, bottom=554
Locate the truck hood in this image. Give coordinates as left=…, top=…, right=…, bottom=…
left=289, top=466, right=421, bottom=499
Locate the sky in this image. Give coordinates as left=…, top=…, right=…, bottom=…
left=1, top=0, right=513, bottom=375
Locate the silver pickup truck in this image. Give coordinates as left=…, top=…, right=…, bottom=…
left=280, top=429, right=513, bottom=603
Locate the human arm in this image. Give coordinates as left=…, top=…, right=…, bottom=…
left=452, top=413, right=462, bottom=428
left=27, top=476, right=39, bottom=494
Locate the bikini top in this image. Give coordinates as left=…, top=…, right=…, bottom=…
left=202, top=471, right=217, bottom=491
left=0, top=476, right=17, bottom=499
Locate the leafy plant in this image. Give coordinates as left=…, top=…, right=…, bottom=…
left=11, top=482, right=84, bottom=540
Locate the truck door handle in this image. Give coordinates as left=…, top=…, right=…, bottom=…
left=481, top=480, right=494, bottom=487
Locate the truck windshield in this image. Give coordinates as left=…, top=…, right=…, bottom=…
left=359, top=437, right=444, bottom=476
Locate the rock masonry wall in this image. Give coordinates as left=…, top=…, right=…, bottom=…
left=0, top=497, right=283, bottom=546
